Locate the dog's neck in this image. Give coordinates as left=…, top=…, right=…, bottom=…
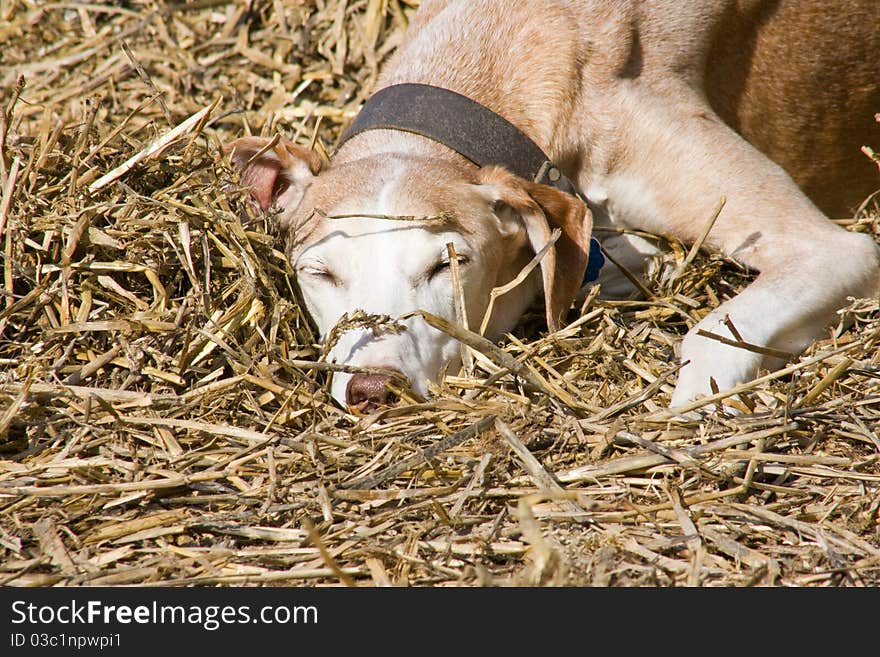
left=335, top=0, right=584, bottom=172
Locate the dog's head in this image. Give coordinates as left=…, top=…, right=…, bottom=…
left=225, top=136, right=592, bottom=410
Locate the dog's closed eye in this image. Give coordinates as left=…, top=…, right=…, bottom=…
left=428, top=255, right=469, bottom=280
left=298, top=264, right=338, bottom=285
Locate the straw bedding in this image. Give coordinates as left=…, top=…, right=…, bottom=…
left=1, top=1, right=879, bottom=587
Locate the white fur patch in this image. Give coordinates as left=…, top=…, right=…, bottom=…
left=296, top=216, right=472, bottom=406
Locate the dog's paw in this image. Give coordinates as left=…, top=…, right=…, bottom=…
left=670, top=323, right=764, bottom=408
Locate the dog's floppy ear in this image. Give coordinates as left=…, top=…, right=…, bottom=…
left=477, top=166, right=593, bottom=332
left=224, top=136, right=323, bottom=212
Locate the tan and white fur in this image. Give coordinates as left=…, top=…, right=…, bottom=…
left=227, top=0, right=880, bottom=412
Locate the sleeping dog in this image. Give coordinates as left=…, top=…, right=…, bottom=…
left=227, top=0, right=880, bottom=411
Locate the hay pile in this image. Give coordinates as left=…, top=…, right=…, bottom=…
left=1, top=1, right=879, bottom=587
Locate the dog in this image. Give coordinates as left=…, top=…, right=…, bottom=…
left=226, top=0, right=880, bottom=412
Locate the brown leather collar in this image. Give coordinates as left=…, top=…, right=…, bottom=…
left=336, top=83, right=582, bottom=198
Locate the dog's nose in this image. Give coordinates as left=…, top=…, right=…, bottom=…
left=345, top=369, right=407, bottom=411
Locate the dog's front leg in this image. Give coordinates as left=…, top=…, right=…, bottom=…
left=671, top=259, right=875, bottom=408
left=593, top=94, right=880, bottom=409
left=671, top=198, right=878, bottom=409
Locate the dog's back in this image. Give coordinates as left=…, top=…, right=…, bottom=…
left=705, top=0, right=880, bottom=217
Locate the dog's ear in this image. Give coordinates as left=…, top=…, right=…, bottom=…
left=224, top=136, right=323, bottom=212
left=476, top=166, right=593, bottom=331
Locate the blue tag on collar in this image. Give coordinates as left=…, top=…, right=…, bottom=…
left=582, top=237, right=605, bottom=285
